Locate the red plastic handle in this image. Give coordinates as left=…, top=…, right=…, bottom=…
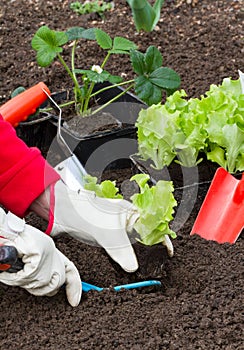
left=0, top=82, right=51, bottom=127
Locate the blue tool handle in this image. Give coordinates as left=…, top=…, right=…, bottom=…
left=113, top=280, right=161, bottom=291
left=81, top=282, right=104, bottom=292
left=81, top=280, right=161, bottom=292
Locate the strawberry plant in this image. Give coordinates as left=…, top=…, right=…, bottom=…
left=31, top=26, right=180, bottom=116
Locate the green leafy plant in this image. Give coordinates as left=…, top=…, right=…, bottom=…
left=136, top=77, right=244, bottom=173
left=70, top=0, right=114, bottom=18
left=130, top=174, right=177, bottom=245
left=84, top=173, right=177, bottom=246
left=127, top=0, right=165, bottom=32
left=84, top=174, right=122, bottom=198
left=31, top=26, right=180, bottom=116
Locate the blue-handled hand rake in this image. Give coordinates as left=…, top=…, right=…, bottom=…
left=82, top=280, right=161, bottom=292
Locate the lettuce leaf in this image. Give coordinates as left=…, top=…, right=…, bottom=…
left=84, top=174, right=122, bottom=199
left=130, top=174, right=177, bottom=245
left=204, top=78, right=244, bottom=173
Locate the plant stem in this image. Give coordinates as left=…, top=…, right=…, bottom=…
left=71, top=40, right=81, bottom=94
left=90, top=79, right=135, bottom=98
left=40, top=100, right=76, bottom=113
left=57, top=53, right=80, bottom=92
left=101, top=52, right=110, bottom=69
left=90, top=83, right=134, bottom=116
left=83, top=82, right=95, bottom=112
left=83, top=52, right=112, bottom=112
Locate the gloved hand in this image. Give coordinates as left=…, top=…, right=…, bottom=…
left=0, top=208, right=81, bottom=307
left=46, top=180, right=139, bottom=273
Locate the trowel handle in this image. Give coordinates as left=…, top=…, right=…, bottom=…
left=0, top=82, right=51, bottom=127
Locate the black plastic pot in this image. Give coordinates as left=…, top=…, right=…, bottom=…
left=16, top=82, right=146, bottom=174
left=16, top=112, right=57, bottom=157
left=129, top=154, right=219, bottom=188
left=46, top=82, right=146, bottom=172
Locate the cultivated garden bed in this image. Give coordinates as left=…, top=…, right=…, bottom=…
left=0, top=1, right=243, bottom=349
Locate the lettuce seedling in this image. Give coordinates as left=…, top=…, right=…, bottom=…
left=136, top=77, right=244, bottom=173
left=83, top=173, right=177, bottom=246
left=130, top=174, right=177, bottom=245
left=84, top=174, right=122, bottom=199
left=31, top=26, right=180, bottom=116
left=70, top=0, right=114, bottom=19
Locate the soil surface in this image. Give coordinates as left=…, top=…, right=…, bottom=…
left=0, top=1, right=244, bottom=349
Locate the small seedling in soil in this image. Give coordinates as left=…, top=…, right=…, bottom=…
left=70, top=0, right=114, bottom=19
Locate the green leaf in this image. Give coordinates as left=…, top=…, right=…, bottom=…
left=81, top=28, right=97, bottom=40
left=112, top=37, right=137, bottom=52
left=127, top=0, right=165, bottom=32
left=66, top=27, right=85, bottom=41
left=99, top=181, right=123, bottom=199
left=136, top=103, right=178, bottom=168
left=130, top=175, right=177, bottom=245
left=66, top=27, right=96, bottom=41
left=144, top=46, right=163, bottom=73
left=84, top=175, right=122, bottom=198
left=134, top=76, right=162, bottom=105
left=95, top=28, right=112, bottom=49
left=108, top=74, right=123, bottom=84
left=130, top=174, right=150, bottom=191
left=130, top=50, right=146, bottom=75
left=207, top=146, right=226, bottom=169
left=149, top=67, right=181, bottom=90
left=75, top=69, right=110, bottom=83
left=109, top=49, right=133, bottom=55
left=31, top=26, right=68, bottom=67
left=11, top=86, right=25, bottom=98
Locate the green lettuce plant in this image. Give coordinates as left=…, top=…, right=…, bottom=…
left=136, top=77, right=244, bottom=173
left=84, top=173, right=177, bottom=245
left=130, top=174, right=177, bottom=245
left=31, top=26, right=180, bottom=116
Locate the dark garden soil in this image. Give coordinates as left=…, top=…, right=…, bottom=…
left=0, top=1, right=244, bottom=349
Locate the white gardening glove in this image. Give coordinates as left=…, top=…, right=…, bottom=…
left=0, top=208, right=81, bottom=307
left=47, top=180, right=139, bottom=273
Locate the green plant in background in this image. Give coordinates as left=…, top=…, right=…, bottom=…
left=127, top=0, right=165, bottom=32
left=136, top=77, right=244, bottom=173
left=70, top=0, right=114, bottom=19
left=31, top=26, right=180, bottom=116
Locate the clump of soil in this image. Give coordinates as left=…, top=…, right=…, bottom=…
left=64, top=111, right=121, bottom=137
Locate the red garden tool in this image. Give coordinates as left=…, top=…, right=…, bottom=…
left=190, top=167, right=244, bottom=244
left=0, top=82, right=51, bottom=127
left=0, top=82, right=87, bottom=189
